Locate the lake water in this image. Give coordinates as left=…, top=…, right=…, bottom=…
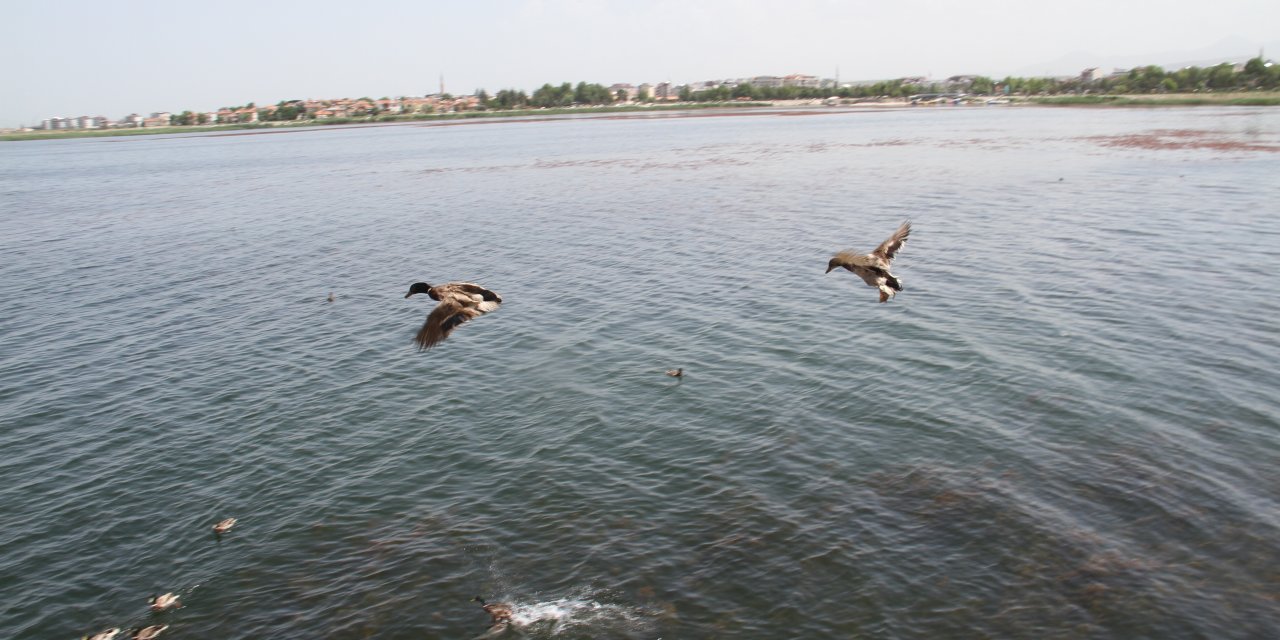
left=1, top=105, right=1278, bottom=639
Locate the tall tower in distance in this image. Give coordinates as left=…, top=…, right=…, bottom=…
left=440, top=74, right=445, bottom=96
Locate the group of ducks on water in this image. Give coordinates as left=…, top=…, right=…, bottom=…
left=83, top=224, right=910, bottom=638
left=77, top=517, right=515, bottom=638
left=76, top=516, right=508, bottom=636
left=403, top=221, right=913, bottom=351
left=79, top=519, right=236, bottom=640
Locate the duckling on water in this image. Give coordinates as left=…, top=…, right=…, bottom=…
left=131, top=625, right=168, bottom=640
left=404, top=282, right=502, bottom=350
left=212, top=517, right=237, bottom=535
left=147, top=593, right=180, bottom=612
left=826, top=221, right=912, bottom=302
left=665, top=368, right=684, bottom=378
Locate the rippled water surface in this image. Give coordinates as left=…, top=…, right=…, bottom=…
left=2, top=106, right=1278, bottom=639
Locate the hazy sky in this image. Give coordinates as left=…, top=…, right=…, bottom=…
left=3, top=0, right=1277, bottom=127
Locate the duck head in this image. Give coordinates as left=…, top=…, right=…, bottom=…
left=405, top=282, right=433, bottom=298
left=471, top=595, right=486, bottom=606
left=825, top=258, right=841, bottom=274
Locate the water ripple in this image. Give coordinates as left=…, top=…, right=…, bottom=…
left=1, top=106, right=1278, bottom=638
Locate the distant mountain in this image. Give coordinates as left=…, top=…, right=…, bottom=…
left=1012, top=36, right=1279, bottom=78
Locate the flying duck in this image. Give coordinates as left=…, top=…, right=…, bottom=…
left=825, top=221, right=912, bottom=302
left=147, top=593, right=180, bottom=612
left=82, top=629, right=121, bottom=640
left=213, top=518, right=237, bottom=535
left=130, top=626, right=168, bottom=640
left=404, top=282, right=502, bottom=350
left=666, top=368, right=684, bottom=378
left=471, top=595, right=514, bottom=628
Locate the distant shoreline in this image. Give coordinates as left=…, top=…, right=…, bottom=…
left=5, top=93, right=1278, bottom=141
left=1, top=103, right=771, bottom=142
left=1027, top=92, right=1280, bottom=107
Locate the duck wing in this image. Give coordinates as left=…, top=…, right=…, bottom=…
left=871, top=221, right=911, bottom=262
left=414, top=292, right=499, bottom=350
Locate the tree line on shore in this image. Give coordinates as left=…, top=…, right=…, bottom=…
left=680, top=57, right=1278, bottom=101
left=28, top=57, right=1279, bottom=132
left=471, top=58, right=1278, bottom=108
left=203, top=57, right=1280, bottom=121
left=181, top=56, right=1280, bottom=123
left=480, top=82, right=628, bottom=109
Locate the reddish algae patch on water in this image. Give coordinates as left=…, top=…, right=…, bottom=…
left=1089, top=129, right=1280, bottom=152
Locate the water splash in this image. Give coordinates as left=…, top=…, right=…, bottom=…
left=498, top=592, right=657, bottom=637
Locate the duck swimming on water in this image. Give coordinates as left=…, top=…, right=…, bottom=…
left=130, top=625, right=167, bottom=640
left=826, top=221, right=912, bottom=302
left=147, top=593, right=180, bottom=612
left=212, top=518, right=236, bottom=535
left=404, top=282, right=502, bottom=350
left=471, top=595, right=513, bottom=628
left=666, top=368, right=684, bottom=378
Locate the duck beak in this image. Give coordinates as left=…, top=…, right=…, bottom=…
left=404, top=291, right=413, bottom=298
left=825, top=265, right=835, bottom=274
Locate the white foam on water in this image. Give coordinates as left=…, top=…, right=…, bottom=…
left=504, top=594, right=655, bottom=636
